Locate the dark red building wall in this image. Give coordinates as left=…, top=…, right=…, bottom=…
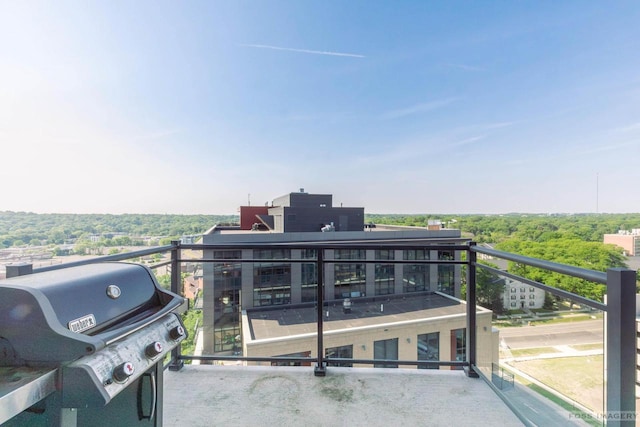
left=239, top=206, right=269, bottom=230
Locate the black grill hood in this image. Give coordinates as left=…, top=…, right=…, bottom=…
left=0, top=262, right=185, bottom=365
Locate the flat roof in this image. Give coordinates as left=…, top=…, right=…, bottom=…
left=247, top=293, right=486, bottom=341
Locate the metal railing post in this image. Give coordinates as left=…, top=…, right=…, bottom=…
left=605, top=268, right=636, bottom=426
left=465, top=242, right=478, bottom=378
left=314, top=249, right=326, bottom=376
left=169, top=240, right=184, bottom=371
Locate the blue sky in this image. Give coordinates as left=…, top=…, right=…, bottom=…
left=1, top=1, right=639, bottom=214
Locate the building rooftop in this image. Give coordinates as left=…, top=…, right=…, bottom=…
left=246, top=292, right=486, bottom=341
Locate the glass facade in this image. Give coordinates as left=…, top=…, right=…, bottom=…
left=301, top=249, right=318, bottom=302
left=253, top=249, right=292, bottom=306
left=326, top=344, right=353, bottom=367
left=417, top=332, right=439, bottom=369
left=374, top=249, right=395, bottom=296
left=213, top=250, right=242, bottom=353
left=334, top=249, right=366, bottom=299
left=437, top=250, right=455, bottom=296
left=451, top=328, right=466, bottom=370
left=271, top=351, right=311, bottom=367
left=374, top=338, right=399, bottom=368
left=403, top=249, right=430, bottom=293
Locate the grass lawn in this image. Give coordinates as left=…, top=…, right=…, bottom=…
left=529, top=314, right=601, bottom=326
left=508, top=347, right=560, bottom=357
left=570, top=343, right=603, bottom=352
left=510, top=355, right=604, bottom=412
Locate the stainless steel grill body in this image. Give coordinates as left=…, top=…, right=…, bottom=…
left=0, top=262, right=187, bottom=426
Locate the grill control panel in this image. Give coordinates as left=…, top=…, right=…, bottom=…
left=61, top=313, right=186, bottom=408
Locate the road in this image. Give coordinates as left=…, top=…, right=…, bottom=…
left=497, top=319, right=603, bottom=349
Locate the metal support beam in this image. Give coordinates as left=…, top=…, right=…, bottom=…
left=465, top=242, right=479, bottom=378
left=168, top=240, right=184, bottom=371
left=314, top=249, right=326, bottom=376
left=605, top=268, right=636, bottom=426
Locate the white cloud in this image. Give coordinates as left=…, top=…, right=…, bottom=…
left=239, top=44, right=365, bottom=58
left=449, top=135, right=486, bottom=148
left=381, top=98, right=458, bottom=120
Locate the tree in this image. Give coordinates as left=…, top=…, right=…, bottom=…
left=461, top=262, right=505, bottom=314
left=495, top=238, right=627, bottom=302
left=543, top=292, right=555, bottom=310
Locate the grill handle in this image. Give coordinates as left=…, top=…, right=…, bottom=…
left=137, top=371, right=156, bottom=421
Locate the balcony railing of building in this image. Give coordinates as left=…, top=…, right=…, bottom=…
left=22, top=240, right=637, bottom=426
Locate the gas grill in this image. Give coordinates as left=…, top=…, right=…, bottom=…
left=0, top=262, right=187, bottom=426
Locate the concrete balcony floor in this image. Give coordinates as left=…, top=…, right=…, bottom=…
left=164, top=365, right=528, bottom=426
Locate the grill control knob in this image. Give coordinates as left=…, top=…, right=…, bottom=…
left=112, top=362, right=135, bottom=383
left=145, top=341, right=164, bottom=358
left=169, top=325, right=185, bottom=340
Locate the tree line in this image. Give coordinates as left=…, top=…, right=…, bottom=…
left=367, top=213, right=639, bottom=304
left=0, top=211, right=238, bottom=249
left=365, top=213, right=640, bottom=243
left=1, top=211, right=637, bottom=304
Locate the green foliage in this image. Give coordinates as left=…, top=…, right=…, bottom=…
left=366, top=213, right=640, bottom=244
left=0, top=211, right=238, bottom=248
left=366, top=213, right=638, bottom=302
left=462, top=262, right=506, bottom=314
left=156, top=274, right=171, bottom=290
left=495, top=238, right=627, bottom=302
left=180, top=309, right=203, bottom=358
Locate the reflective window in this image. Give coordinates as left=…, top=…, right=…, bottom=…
left=374, top=338, right=398, bottom=368
left=253, top=249, right=291, bottom=306
left=334, top=263, right=365, bottom=298
left=403, top=264, right=428, bottom=293
left=375, top=263, right=394, bottom=295
left=326, top=345, right=353, bottom=367
left=417, top=332, right=439, bottom=369
left=451, top=328, right=466, bottom=370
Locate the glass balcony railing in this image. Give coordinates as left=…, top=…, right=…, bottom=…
left=17, top=240, right=637, bottom=426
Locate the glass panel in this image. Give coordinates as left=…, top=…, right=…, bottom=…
left=157, top=260, right=204, bottom=362
left=451, top=328, right=466, bottom=370
left=374, top=263, right=394, bottom=295
left=374, top=338, right=398, bottom=368
left=272, top=351, right=311, bottom=367
left=335, top=249, right=366, bottom=260
left=438, top=264, right=455, bottom=296
left=403, top=264, right=428, bottom=293
left=489, top=283, right=605, bottom=425
left=301, top=263, right=317, bottom=302
left=417, top=332, right=439, bottom=369
left=403, top=249, right=430, bottom=261
left=334, top=263, right=366, bottom=299
left=326, top=345, right=353, bottom=367
left=253, top=249, right=291, bottom=306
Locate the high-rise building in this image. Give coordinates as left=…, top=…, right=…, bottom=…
left=200, top=190, right=470, bottom=356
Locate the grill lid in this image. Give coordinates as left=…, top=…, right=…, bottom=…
left=0, top=262, right=184, bottom=365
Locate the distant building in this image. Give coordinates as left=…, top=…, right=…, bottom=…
left=503, top=278, right=546, bottom=310
left=603, top=229, right=640, bottom=256
left=199, top=190, right=471, bottom=357
left=240, top=188, right=364, bottom=233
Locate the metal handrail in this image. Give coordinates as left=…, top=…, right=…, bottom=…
left=471, top=245, right=607, bottom=284
left=19, top=239, right=635, bottom=423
